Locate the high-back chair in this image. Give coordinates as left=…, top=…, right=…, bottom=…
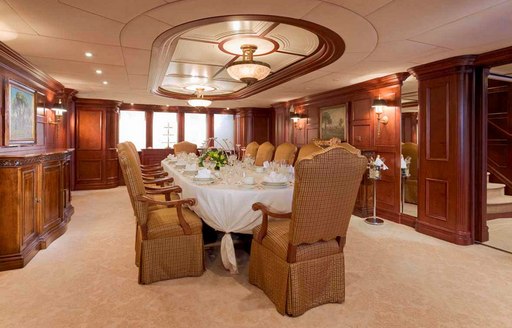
left=273, top=142, right=298, bottom=165
left=124, top=141, right=172, bottom=186
left=173, top=141, right=198, bottom=155
left=118, top=143, right=204, bottom=284
left=402, top=142, right=418, bottom=204
left=254, top=141, right=275, bottom=166
left=249, top=145, right=367, bottom=316
left=244, top=141, right=259, bottom=159
left=295, top=142, right=322, bottom=163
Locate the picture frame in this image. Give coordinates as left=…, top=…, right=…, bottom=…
left=5, top=80, right=37, bottom=145
left=319, top=104, right=347, bottom=141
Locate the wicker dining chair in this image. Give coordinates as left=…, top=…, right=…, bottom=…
left=245, top=141, right=259, bottom=159
left=295, top=142, right=323, bottom=163
left=118, top=143, right=204, bottom=284
left=255, top=141, right=275, bottom=166
left=173, top=141, right=198, bottom=155
left=274, top=142, right=298, bottom=165
left=249, top=144, right=367, bottom=316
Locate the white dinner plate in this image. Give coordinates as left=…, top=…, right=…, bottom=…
left=262, top=181, right=288, bottom=186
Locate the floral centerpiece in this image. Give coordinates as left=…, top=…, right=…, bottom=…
left=199, top=149, right=228, bottom=170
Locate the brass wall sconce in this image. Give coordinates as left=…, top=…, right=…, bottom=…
left=372, top=97, right=388, bottom=137
left=289, top=105, right=308, bottom=130
left=49, top=99, right=67, bottom=125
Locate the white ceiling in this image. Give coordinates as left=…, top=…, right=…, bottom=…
left=0, top=0, right=511, bottom=108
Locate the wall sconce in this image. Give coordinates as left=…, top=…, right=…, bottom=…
left=372, top=97, right=388, bottom=137
left=289, top=105, right=308, bottom=130
left=49, top=99, right=67, bottom=125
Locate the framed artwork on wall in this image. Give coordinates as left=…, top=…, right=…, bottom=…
left=5, top=80, right=37, bottom=145
left=319, top=104, right=347, bottom=141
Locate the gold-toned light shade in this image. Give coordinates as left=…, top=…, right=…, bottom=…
left=187, top=98, right=212, bottom=107
left=226, top=44, right=271, bottom=84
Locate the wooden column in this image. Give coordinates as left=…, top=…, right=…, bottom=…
left=409, top=56, right=477, bottom=245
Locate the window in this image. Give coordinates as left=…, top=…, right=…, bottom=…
left=184, top=113, right=207, bottom=147
left=214, top=114, right=235, bottom=150
left=153, top=112, right=178, bottom=148
left=119, top=110, right=146, bottom=150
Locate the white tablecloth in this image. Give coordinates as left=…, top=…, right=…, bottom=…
left=161, top=160, right=293, bottom=273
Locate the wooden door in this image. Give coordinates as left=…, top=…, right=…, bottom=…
left=41, top=160, right=63, bottom=232
left=19, top=165, right=38, bottom=250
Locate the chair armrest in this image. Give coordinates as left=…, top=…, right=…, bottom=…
left=252, top=202, right=292, bottom=219
left=140, top=163, right=162, bottom=169
left=143, top=176, right=174, bottom=186
left=137, top=195, right=196, bottom=235
left=145, top=185, right=182, bottom=195
left=252, top=202, right=292, bottom=242
left=142, top=171, right=168, bottom=179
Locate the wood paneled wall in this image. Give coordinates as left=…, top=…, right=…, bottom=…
left=273, top=73, right=409, bottom=224
left=0, top=42, right=67, bottom=154
left=234, top=108, right=274, bottom=146
left=74, top=98, right=121, bottom=190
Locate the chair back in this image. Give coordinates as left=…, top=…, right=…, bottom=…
left=402, top=142, right=418, bottom=179
left=245, top=141, right=259, bottom=159
left=296, top=142, right=323, bottom=163
left=174, top=141, right=197, bottom=155
left=274, top=142, right=298, bottom=165
left=289, top=145, right=367, bottom=246
left=255, top=142, right=275, bottom=166
left=125, top=141, right=142, bottom=165
left=118, top=142, right=149, bottom=225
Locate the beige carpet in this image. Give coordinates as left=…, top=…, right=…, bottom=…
left=484, top=218, right=512, bottom=253
left=1, top=187, right=512, bottom=327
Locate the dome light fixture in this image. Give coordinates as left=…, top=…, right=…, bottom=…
left=226, top=44, right=271, bottom=85
left=187, top=87, right=212, bottom=107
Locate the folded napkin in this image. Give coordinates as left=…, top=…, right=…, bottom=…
left=374, top=156, right=389, bottom=170
left=185, top=163, right=197, bottom=171
left=263, top=171, right=288, bottom=183
left=195, top=168, right=211, bottom=179
left=263, top=161, right=270, bottom=169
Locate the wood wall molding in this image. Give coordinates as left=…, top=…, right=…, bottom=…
left=475, top=45, right=512, bottom=67
left=0, top=42, right=63, bottom=92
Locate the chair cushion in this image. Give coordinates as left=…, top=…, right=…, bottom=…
left=147, top=207, right=202, bottom=239
left=253, top=220, right=341, bottom=262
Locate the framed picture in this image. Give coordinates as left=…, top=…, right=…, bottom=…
left=320, top=104, right=347, bottom=141
left=5, top=80, right=37, bottom=145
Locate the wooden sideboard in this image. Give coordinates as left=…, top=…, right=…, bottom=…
left=0, top=149, right=74, bottom=271
left=141, top=148, right=172, bottom=166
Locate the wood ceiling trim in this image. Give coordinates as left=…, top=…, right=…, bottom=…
left=148, top=15, right=345, bottom=101
left=0, top=42, right=64, bottom=92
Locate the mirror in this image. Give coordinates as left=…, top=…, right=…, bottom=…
left=400, top=76, right=419, bottom=217
left=482, top=63, right=512, bottom=252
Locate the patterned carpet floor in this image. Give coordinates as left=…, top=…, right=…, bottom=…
left=1, top=187, right=512, bottom=327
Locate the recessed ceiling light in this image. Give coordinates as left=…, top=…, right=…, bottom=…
left=130, top=103, right=134, bottom=105
left=166, top=104, right=169, bottom=106
left=95, top=69, right=102, bottom=74
left=102, top=81, right=108, bottom=85
left=85, top=52, right=93, bottom=58
left=227, top=107, right=230, bottom=110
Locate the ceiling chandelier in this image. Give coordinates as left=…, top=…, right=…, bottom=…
left=226, top=44, right=271, bottom=84
left=187, top=87, right=212, bottom=107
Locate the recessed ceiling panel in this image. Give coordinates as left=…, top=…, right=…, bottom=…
left=267, top=24, right=319, bottom=56
left=150, top=16, right=343, bottom=101
left=171, top=39, right=233, bottom=66
left=182, top=21, right=273, bottom=42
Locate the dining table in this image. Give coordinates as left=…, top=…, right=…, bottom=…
left=161, top=159, right=294, bottom=273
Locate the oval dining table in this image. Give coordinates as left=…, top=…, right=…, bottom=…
left=161, top=160, right=293, bottom=273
